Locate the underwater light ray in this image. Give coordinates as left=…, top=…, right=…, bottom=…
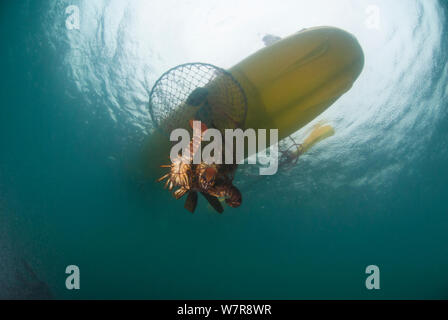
left=45, top=0, right=447, bottom=195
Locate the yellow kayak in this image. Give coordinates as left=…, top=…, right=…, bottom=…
left=143, top=26, right=364, bottom=179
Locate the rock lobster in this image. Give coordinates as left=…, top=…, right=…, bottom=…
left=158, top=120, right=242, bottom=213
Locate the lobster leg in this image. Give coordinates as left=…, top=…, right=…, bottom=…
left=173, top=187, right=188, bottom=200
left=201, top=192, right=224, bottom=214
left=184, top=191, right=198, bottom=213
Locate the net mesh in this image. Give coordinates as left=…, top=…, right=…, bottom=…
left=278, top=136, right=304, bottom=169
left=148, top=63, right=247, bottom=135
